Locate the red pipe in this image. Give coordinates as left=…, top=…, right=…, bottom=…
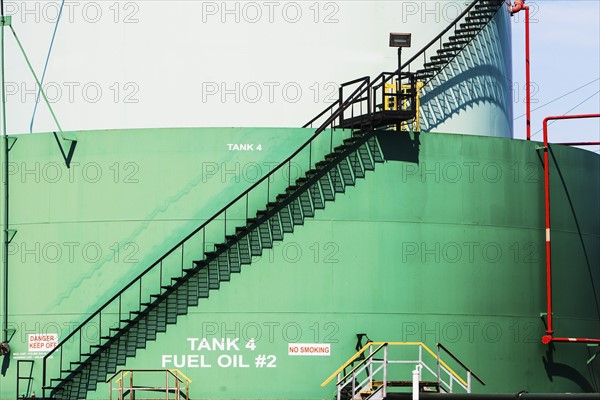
left=557, top=142, right=600, bottom=146
left=548, top=337, right=600, bottom=344
left=541, top=113, right=600, bottom=345
left=525, top=6, right=531, bottom=141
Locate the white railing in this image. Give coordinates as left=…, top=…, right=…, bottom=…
left=322, top=342, right=484, bottom=399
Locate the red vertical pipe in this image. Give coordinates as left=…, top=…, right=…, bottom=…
left=540, top=114, right=600, bottom=345
left=542, top=117, right=552, bottom=344
left=525, top=7, right=531, bottom=141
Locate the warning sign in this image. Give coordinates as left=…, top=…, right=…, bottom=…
left=28, top=334, right=58, bottom=352
left=288, top=343, right=331, bottom=356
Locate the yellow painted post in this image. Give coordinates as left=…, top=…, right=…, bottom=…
left=400, top=81, right=424, bottom=132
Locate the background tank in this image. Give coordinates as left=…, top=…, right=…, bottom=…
left=4, top=1, right=511, bottom=136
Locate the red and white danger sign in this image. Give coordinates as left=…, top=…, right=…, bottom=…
left=28, top=334, right=58, bottom=352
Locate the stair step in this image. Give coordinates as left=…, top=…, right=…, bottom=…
left=333, top=144, right=350, bottom=153
left=430, top=54, right=452, bottom=62
left=309, top=184, right=325, bottom=210
left=465, top=15, right=489, bottom=22
left=228, top=242, right=242, bottom=273
left=237, top=234, right=252, bottom=264
left=424, top=60, right=447, bottom=68
left=358, top=143, right=374, bottom=171
left=368, top=137, right=384, bottom=163
left=417, top=71, right=436, bottom=79
left=279, top=206, right=294, bottom=233
left=343, top=137, right=360, bottom=146
left=324, top=153, right=339, bottom=162
left=329, top=167, right=345, bottom=193
left=208, top=261, right=220, bottom=290
left=437, top=47, right=461, bottom=54
left=305, top=168, right=319, bottom=178
left=217, top=251, right=231, bottom=281
left=269, top=212, right=284, bottom=241
left=448, top=38, right=470, bottom=45
left=348, top=151, right=365, bottom=179
left=319, top=174, right=335, bottom=201
left=444, top=41, right=465, bottom=48
left=474, top=4, right=497, bottom=11
left=299, top=190, right=315, bottom=218
left=460, top=21, right=485, bottom=29
left=289, top=199, right=304, bottom=225
left=470, top=10, right=494, bottom=17
left=295, top=177, right=309, bottom=186
left=258, top=221, right=273, bottom=249
left=338, top=158, right=355, bottom=186
left=455, top=27, right=481, bottom=34
left=249, top=229, right=262, bottom=256
left=449, top=35, right=473, bottom=42
left=419, top=67, right=441, bottom=74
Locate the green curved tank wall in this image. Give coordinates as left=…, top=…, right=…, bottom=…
left=0, top=128, right=598, bottom=399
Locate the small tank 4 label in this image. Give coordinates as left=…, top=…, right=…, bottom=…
left=227, top=144, right=263, bottom=151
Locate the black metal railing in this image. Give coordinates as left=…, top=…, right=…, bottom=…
left=436, top=342, right=486, bottom=386
left=304, top=71, right=416, bottom=132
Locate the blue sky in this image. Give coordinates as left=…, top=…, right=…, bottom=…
left=510, top=0, right=600, bottom=152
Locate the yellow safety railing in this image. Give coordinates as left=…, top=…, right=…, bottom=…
left=107, top=369, right=192, bottom=400
left=384, top=81, right=424, bottom=132
left=321, top=341, right=471, bottom=396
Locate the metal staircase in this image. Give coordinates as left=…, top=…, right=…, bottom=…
left=322, top=342, right=485, bottom=400
left=41, top=1, right=505, bottom=398
left=406, top=0, right=505, bottom=84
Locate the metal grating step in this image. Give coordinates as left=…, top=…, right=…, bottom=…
left=338, top=158, right=355, bottom=186
left=269, top=210, right=284, bottom=240
left=207, top=260, right=220, bottom=290
left=329, top=167, right=345, bottom=193
left=279, top=205, right=294, bottom=233
left=299, top=191, right=314, bottom=218
left=258, top=219, right=273, bottom=249
left=290, top=199, right=304, bottom=225
left=248, top=229, right=262, bottom=256
left=368, top=136, right=384, bottom=163
left=216, top=244, right=231, bottom=281
left=319, top=174, right=335, bottom=201
left=309, top=183, right=325, bottom=209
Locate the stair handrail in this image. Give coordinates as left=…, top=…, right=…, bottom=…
left=305, top=70, right=416, bottom=132
left=401, top=0, right=500, bottom=72
left=326, top=343, right=388, bottom=400
left=106, top=369, right=191, bottom=385
left=322, top=342, right=480, bottom=394
left=42, top=71, right=417, bottom=394
left=436, top=342, right=485, bottom=386
left=337, top=342, right=387, bottom=385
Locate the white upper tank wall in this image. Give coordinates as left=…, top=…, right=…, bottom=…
left=4, top=1, right=511, bottom=137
